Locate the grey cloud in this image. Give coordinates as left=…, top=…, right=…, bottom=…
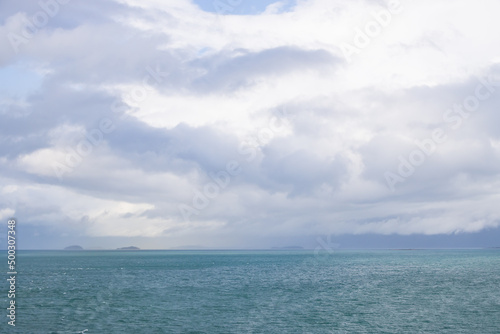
left=105, top=121, right=242, bottom=174
left=190, top=46, right=339, bottom=93
left=0, top=0, right=130, bottom=28
left=258, top=147, right=347, bottom=197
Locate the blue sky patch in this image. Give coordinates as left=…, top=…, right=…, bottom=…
left=0, top=65, right=44, bottom=98
left=193, top=0, right=297, bottom=15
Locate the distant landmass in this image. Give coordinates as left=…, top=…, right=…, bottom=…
left=173, top=245, right=213, bottom=250
left=271, top=246, right=304, bottom=250
left=117, top=246, right=140, bottom=250
left=64, top=245, right=83, bottom=250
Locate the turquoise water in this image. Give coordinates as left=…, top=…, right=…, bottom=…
left=3, top=249, right=500, bottom=333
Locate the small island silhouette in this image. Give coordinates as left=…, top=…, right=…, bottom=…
left=271, top=246, right=304, bottom=250
left=117, top=246, right=140, bottom=250
left=64, top=245, right=83, bottom=250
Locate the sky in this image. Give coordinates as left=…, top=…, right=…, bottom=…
left=1, top=0, right=500, bottom=250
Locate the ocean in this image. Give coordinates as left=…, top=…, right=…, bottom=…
left=4, top=249, right=500, bottom=333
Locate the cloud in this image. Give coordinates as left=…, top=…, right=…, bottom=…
left=1, top=0, right=500, bottom=249
left=190, top=46, right=338, bottom=93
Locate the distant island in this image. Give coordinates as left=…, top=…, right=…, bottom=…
left=117, top=246, right=140, bottom=250
left=271, top=246, right=304, bottom=250
left=64, top=245, right=83, bottom=250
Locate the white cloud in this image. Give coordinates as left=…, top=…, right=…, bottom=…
left=1, top=0, right=500, bottom=248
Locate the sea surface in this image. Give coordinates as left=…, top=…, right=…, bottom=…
left=3, top=249, right=500, bottom=333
